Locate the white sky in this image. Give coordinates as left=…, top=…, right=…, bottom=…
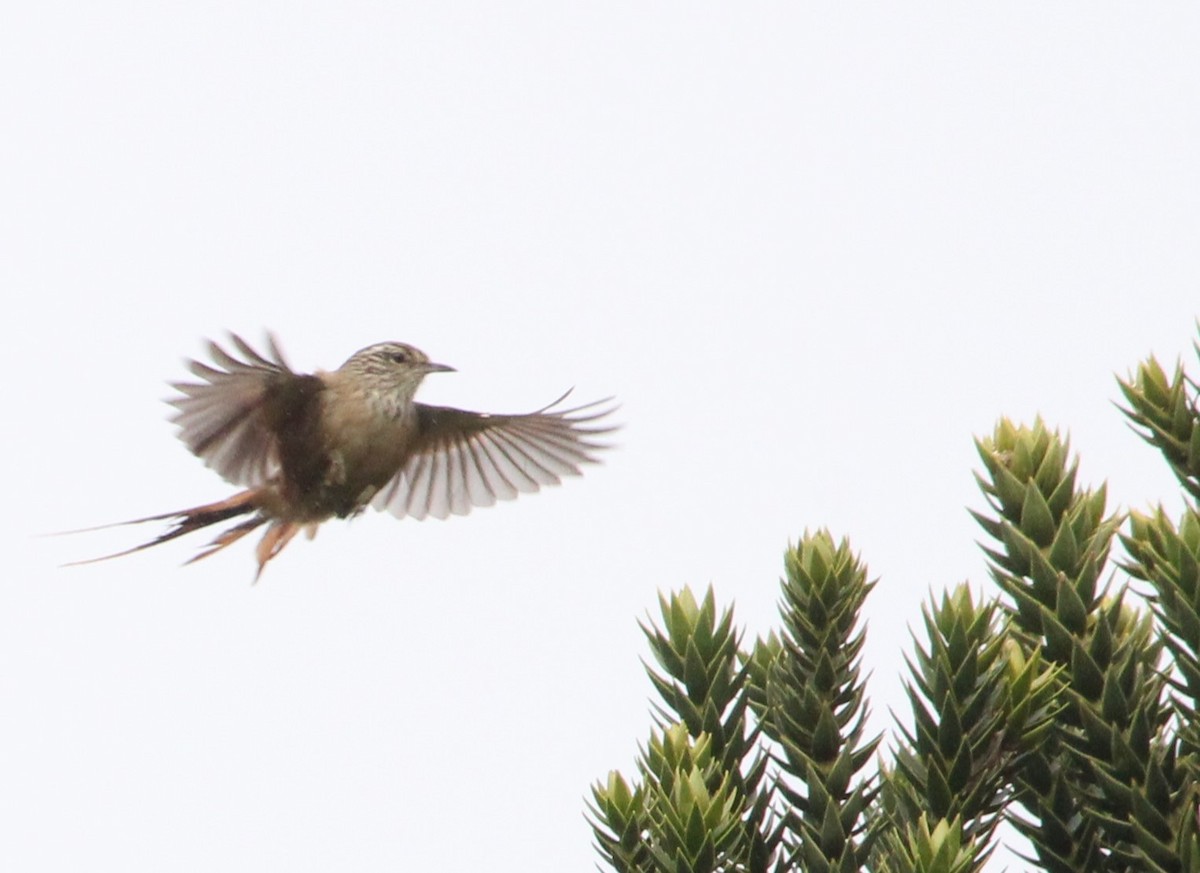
left=2, top=4, right=1198, bottom=871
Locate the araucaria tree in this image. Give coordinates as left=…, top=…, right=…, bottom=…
left=589, top=329, right=1200, bottom=873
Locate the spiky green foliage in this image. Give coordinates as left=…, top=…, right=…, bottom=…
left=1120, top=342, right=1200, bottom=724
left=591, top=326, right=1200, bottom=873
left=1117, top=351, right=1200, bottom=503
left=971, top=418, right=1121, bottom=648
left=1116, top=343, right=1200, bottom=870
left=1123, top=509, right=1200, bottom=711
left=972, top=417, right=1183, bottom=872
left=639, top=588, right=761, bottom=784
left=885, top=585, right=1061, bottom=856
left=589, top=727, right=752, bottom=873
left=591, top=537, right=881, bottom=873
left=877, top=815, right=988, bottom=873
left=1119, top=508, right=1200, bottom=871
left=746, top=532, right=882, bottom=872
left=589, top=587, right=774, bottom=873
left=591, top=769, right=652, bottom=872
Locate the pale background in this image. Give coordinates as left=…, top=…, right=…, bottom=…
left=2, top=4, right=1198, bottom=871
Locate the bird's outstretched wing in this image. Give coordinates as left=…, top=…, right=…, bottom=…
left=370, top=394, right=618, bottom=520
left=169, top=333, right=313, bottom=487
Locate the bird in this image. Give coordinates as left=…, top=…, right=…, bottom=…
left=69, top=333, right=617, bottom=579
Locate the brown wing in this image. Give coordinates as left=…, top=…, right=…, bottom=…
left=370, top=394, right=618, bottom=520
left=168, top=333, right=314, bottom=487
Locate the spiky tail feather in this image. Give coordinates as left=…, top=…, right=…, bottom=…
left=61, top=489, right=305, bottom=579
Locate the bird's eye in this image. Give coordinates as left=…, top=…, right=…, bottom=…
left=389, top=351, right=408, bottom=364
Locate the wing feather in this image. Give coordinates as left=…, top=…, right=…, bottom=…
left=168, top=333, right=297, bottom=487
left=444, top=440, right=472, bottom=517
left=461, top=434, right=502, bottom=507
left=371, top=396, right=618, bottom=520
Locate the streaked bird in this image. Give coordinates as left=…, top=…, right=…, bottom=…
left=71, top=334, right=616, bottom=578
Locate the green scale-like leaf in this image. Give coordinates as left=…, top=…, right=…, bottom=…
left=1021, top=486, right=1058, bottom=549
left=1070, top=637, right=1106, bottom=703
left=1100, top=666, right=1130, bottom=726
left=936, top=701, right=964, bottom=761
left=1054, top=575, right=1088, bottom=636
left=1048, top=521, right=1080, bottom=576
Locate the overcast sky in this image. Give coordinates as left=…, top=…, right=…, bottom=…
left=3, top=4, right=1199, bottom=871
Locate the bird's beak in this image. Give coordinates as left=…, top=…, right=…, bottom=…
left=425, top=362, right=456, bottom=374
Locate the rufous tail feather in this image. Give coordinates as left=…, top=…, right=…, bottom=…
left=253, top=522, right=304, bottom=581
left=60, top=490, right=300, bottom=578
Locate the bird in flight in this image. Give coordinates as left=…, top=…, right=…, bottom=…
left=71, top=334, right=616, bottom=579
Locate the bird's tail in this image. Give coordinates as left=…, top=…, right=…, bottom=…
left=60, top=489, right=313, bottom=581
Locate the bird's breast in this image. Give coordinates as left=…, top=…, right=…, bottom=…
left=316, top=392, right=416, bottom=505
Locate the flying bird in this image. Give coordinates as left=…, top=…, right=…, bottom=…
left=71, top=334, right=616, bottom=578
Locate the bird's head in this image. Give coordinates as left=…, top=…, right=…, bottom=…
left=338, top=342, right=455, bottom=402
